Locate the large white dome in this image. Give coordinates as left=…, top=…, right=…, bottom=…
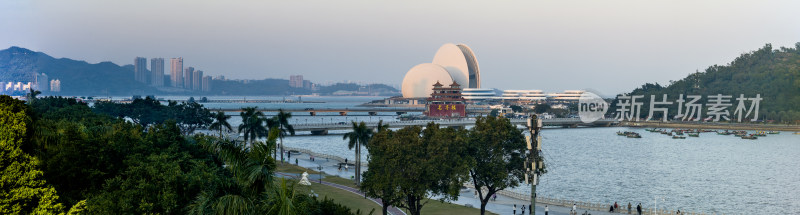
left=401, top=63, right=454, bottom=98
left=432, top=43, right=480, bottom=88
left=400, top=43, right=481, bottom=98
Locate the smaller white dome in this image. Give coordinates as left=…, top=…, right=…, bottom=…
left=401, top=63, right=455, bottom=98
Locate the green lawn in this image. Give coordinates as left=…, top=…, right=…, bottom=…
left=278, top=164, right=493, bottom=215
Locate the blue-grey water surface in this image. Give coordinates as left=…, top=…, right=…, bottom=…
left=196, top=96, right=799, bottom=214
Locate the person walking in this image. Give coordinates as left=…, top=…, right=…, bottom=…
left=528, top=204, right=531, bottom=215
left=572, top=203, right=577, bottom=215
left=513, top=204, right=517, bottom=215
left=614, top=202, right=619, bottom=212
left=521, top=204, right=525, bottom=215
left=636, top=203, right=642, bottom=215
left=628, top=202, right=632, bottom=214
left=545, top=205, right=549, bottom=215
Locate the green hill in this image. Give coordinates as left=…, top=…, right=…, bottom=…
left=0, top=46, right=156, bottom=96
left=615, top=43, right=800, bottom=123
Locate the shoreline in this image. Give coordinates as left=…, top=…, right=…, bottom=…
left=620, top=121, right=800, bottom=132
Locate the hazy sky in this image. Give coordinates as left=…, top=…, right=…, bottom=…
left=2, top=0, right=799, bottom=95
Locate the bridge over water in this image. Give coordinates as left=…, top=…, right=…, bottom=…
left=246, top=118, right=619, bottom=135
left=213, top=107, right=491, bottom=116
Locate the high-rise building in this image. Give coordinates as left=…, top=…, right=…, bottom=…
left=35, top=73, right=49, bottom=92
left=202, top=76, right=211, bottom=92
left=134, top=57, right=148, bottom=84
left=290, top=75, right=303, bottom=88
left=50, top=79, right=61, bottom=92
left=170, top=58, right=183, bottom=88
left=184, top=67, right=195, bottom=90
left=193, top=70, right=203, bottom=91
left=150, top=58, right=164, bottom=87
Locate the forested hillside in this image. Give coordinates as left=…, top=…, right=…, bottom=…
left=616, top=43, right=800, bottom=123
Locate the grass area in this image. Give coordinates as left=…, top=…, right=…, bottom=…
left=403, top=200, right=499, bottom=215
left=276, top=163, right=320, bottom=174
left=278, top=164, right=493, bottom=215
left=294, top=181, right=381, bottom=214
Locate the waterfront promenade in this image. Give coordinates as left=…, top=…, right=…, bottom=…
left=283, top=148, right=717, bottom=215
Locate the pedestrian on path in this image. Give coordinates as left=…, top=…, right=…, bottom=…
left=572, top=203, right=577, bottom=215
left=513, top=204, right=517, bottom=215
left=636, top=203, right=642, bottom=215
left=628, top=202, right=632, bottom=214
left=528, top=204, right=531, bottom=215
left=545, top=205, right=549, bottom=215
left=521, top=204, right=525, bottom=215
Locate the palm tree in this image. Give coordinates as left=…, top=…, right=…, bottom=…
left=273, top=109, right=295, bottom=163
left=209, top=111, right=233, bottom=138
left=343, top=121, right=372, bottom=185
left=264, top=117, right=280, bottom=160
left=238, top=107, right=267, bottom=146
left=189, top=130, right=280, bottom=214
left=376, top=120, right=390, bottom=133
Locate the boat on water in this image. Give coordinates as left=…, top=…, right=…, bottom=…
left=767, top=131, right=780, bottom=134
left=688, top=133, right=700, bottom=137
left=617, top=131, right=642, bottom=138
left=672, top=135, right=686, bottom=139
left=794, top=132, right=800, bottom=135
left=741, top=135, right=758, bottom=140
left=717, top=130, right=732, bottom=135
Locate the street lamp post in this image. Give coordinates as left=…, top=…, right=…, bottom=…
left=317, top=165, right=323, bottom=183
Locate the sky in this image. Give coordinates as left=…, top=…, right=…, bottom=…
left=1, top=0, right=799, bottom=95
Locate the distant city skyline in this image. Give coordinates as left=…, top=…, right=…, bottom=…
left=1, top=0, right=799, bottom=95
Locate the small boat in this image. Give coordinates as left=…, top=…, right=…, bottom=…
left=627, top=133, right=642, bottom=138
left=672, top=135, right=686, bottom=139
left=717, top=131, right=732, bottom=135
left=794, top=132, right=800, bottom=135
left=617, top=131, right=626, bottom=136
left=767, top=131, right=780, bottom=134
left=741, top=135, right=758, bottom=140
left=688, top=133, right=700, bottom=137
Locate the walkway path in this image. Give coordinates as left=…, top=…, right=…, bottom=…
left=282, top=150, right=636, bottom=215
left=275, top=172, right=406, bottom=215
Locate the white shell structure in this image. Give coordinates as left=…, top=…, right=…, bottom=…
left=401, top=63, right=455, bottom=98
left=401, top=43, right=481, bottom=98
left=432, top=43, right=480, bottom=88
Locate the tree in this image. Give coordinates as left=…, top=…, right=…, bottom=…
left=466, top=116, right=528, bottom=214
left=188, top=130, right=279, bottom=215
left=238, top=107, right=267, bottom=146
left=362, top=123, right=469, bottom=215
left=273, top=109, right=295, bottom=163
left=175, top=102, right=213, bottom=135
left=361, top=127, right=401, bottom=215
left=26, top=89, right=41, bottom=103
left=343, top=121, right=372, bottom=186
left=375, top=120, right=389, bottom=133
left=533, top=104, right=551, bottom=114
left=0, top=95, right=64, bottom=214
left=209, top=111, right=233, bottom=138
left=510, top=105, right=523, bottom=113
